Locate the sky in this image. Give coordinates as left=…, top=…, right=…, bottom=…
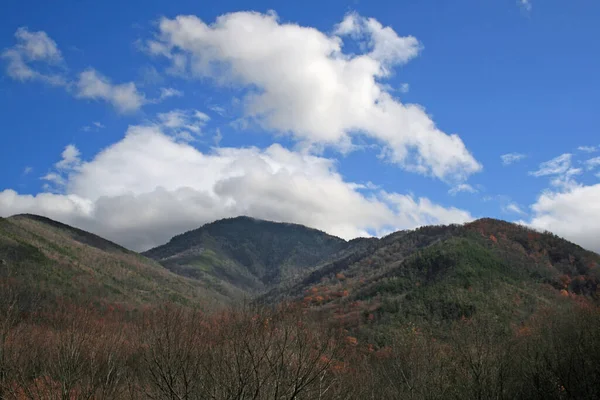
left=1, top=0, right=599, bottom=252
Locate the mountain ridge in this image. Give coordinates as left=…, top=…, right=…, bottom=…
left=3, top=213, right=599, bottom=318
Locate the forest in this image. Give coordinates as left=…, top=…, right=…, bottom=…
left=1, top=282, right=599, bottom=400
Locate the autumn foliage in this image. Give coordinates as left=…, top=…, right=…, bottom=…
left=1, top=278, right=600, bottom=400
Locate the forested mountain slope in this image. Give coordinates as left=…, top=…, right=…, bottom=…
left=0, top=214, right=231, bottom=309
left=143, top=216, right=354, bottom=294
left=261, top=218, right=600, bottom=336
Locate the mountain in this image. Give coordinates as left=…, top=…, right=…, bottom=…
left=3, top=214, right=599, bottom=400
left=0, top=214, right=230, bottom=309
left=260, top=218, right=600, bottom=334
left=143, top=216, right=354, bottom=295
left=3, top=213, right=598, bottom=325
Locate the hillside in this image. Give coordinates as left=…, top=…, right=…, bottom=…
left=143, top=216, right=353, bottom=294
left=261, top=218, right=600, bottom=337
left=0, top=214, right=234, bottom=309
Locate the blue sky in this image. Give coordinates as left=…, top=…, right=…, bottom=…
left=1, top=0, right=599, bottom=252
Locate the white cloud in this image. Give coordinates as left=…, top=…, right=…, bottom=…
left=334, top=13, right=421, bottom=68
left=503, top=202, right=526, bottom=215
left=40, top=144, right=82, bottom=190
left=529, top=153, right=583, bottom=190
left=156, top=109, right=210, bottom=141
left=1, top=27, right=66, bottom=86
left=146, top=11, right=481, bottom=182
left=12, top=27, right=63, bottom=62
left=23, top=166, right=33, bottom=175
left=158, top=87, right=183, bottom=100
left=584, top=156, right=600, bottom=170
left=500, top=152, right=526, bottom=166
left=3, top=27, right=150, bottom=113
left=40, top=172, right=66, bottom=188
left=525, top=184, right=600, bottom=253
left=448, top=183, right=477, bottom=196
left=382, top=192, right=472, bottom=228
left=75, top=69, right=146, bottom=113
left=208, top=105, right=226, bottom=116
left=0, top=124, right=473, bottom=251
left=55, top=144, right=81, bottom=170
left=399, top=83, right=410, bottom=93
left=530, top=153, right=573, bottom=177
left=523, top=153, right=600, bottom=252
left=578, top=145, right=597, bottom=153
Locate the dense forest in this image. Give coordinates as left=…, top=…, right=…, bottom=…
left=1, top=288, right=599, bottom=399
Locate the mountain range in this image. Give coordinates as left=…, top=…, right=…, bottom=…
left=1, top=213, right=598, bottom=326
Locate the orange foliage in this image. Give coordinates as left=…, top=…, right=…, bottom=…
left=559, top=275, right=571, bottom=289
left=516, top=326, right=532, bottom=337
left=345, top=336, right=358, bottom=346
left=336, top=273, right=346, bottom=280
left=489, top=234, right=498, bottom=243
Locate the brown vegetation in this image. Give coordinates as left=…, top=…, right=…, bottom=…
left=2, top=279, right=600, bottom=399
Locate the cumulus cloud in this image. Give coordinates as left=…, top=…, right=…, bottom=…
left=1, top=27, right=66, bottom=85
left=0, top=124, right=474, bottom=251
left=75, top=69, right=146, bottom=113
left=523, top=153, right=600, bottom=252
left=334, top=12, right=421, bottom=68
left=500, top=152, right=526, bottom=166
left=525, top=184, right=600, bottom=253
left=145, top=11, right=481, bottom=182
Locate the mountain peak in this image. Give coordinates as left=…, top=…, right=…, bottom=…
left=143, top=216, right=349, bottom=293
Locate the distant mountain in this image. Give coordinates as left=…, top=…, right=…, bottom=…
left=0, top=214, right=232, bottom=309
left=260, top=218, right=600, bottom=332
left=143, top=216, right=354, bottom=294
